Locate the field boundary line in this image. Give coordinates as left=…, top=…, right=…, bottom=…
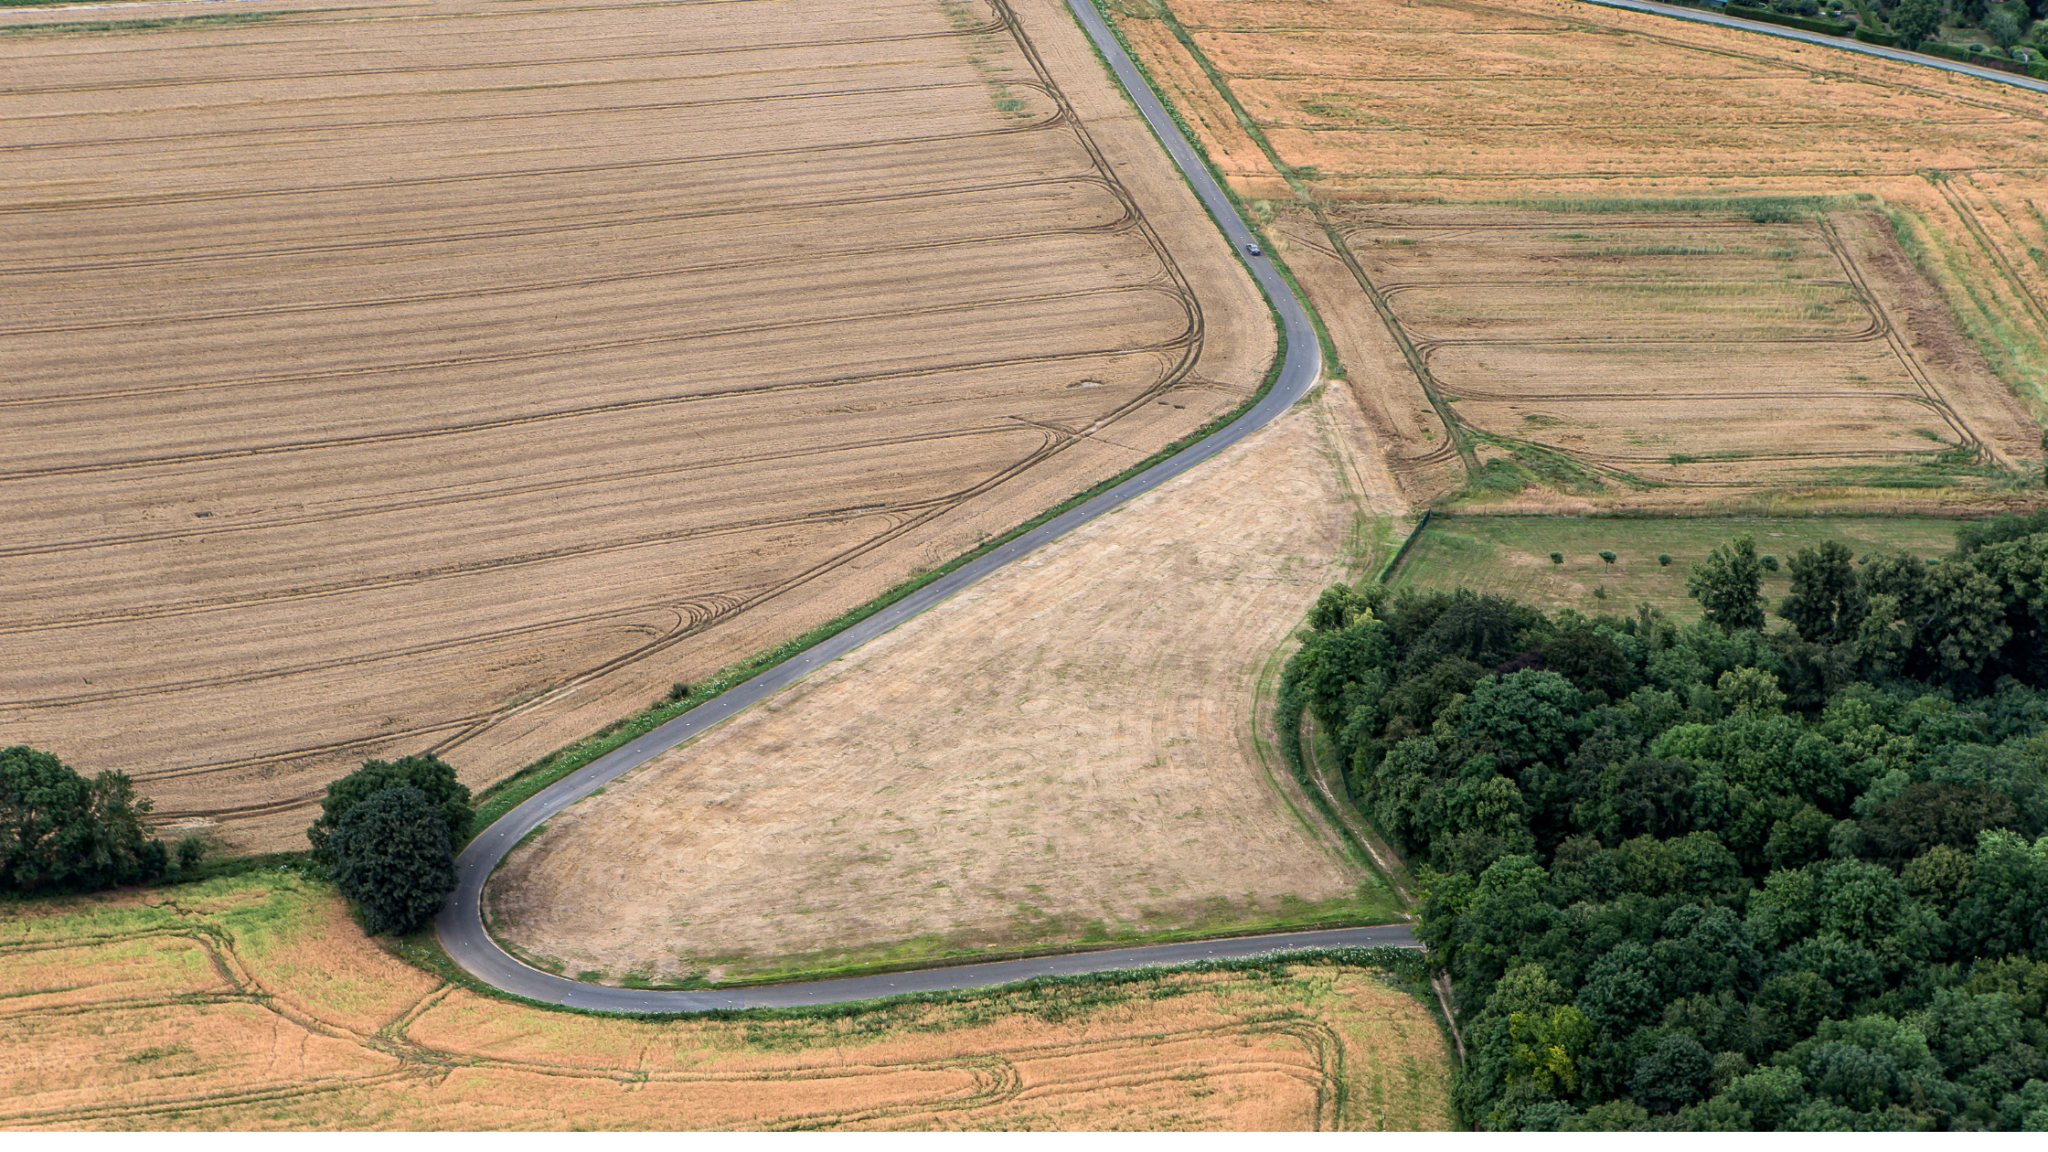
left=1376, top=510, right=1434, bottom=584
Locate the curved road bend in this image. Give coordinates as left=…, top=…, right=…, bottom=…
left=1582, top=0, right=2048, bottom=94
left=435, top=0, right=1418, bottom=1011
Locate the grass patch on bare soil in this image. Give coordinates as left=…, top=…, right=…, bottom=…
left=1383, top=514, right=1970, bottom=619
left=0, top=12, right=281, bottom=35
left=1485, top=193, right=1845, bottom=222
left=0, top=872, right=1452, bottom=1130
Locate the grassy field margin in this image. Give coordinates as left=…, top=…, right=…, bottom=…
left=392, top=914, right=1428, bottom=1021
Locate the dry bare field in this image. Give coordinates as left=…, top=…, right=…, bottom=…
left=1295, top=203, right=2038, bottom=502
left=1103, top=0, right=2048, bottom=508
left=489, top=384, right=1403, bottom=983
left=0, top=874, right=1453, bottom=1130
left=0, top=0, right=1274, bottom=851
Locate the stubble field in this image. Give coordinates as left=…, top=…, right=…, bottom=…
left=489, top=384, right=1404, bottom=984
left=0, top=874, right=1453, bottom=1130
left=0, top=0, right=1272, bottom=851
left=1103, top=0, right=2048, bottom=508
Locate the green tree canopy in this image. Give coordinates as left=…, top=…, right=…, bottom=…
left=0, top=746, right=166, bottom=893
left=1688, top=535, right=1766, bottom=631
left=1891, top=0, right=1945, bottom=47
left=1632, top=1033, right=1714, bottom=1115
left=1282, top=525, right=2048, bottom=1129
left=1989, top=5, right=2026, bottom=46
left=1781, top=541, right=1863, bottom=644
left=1459, top=670, right=1585, bottom=767
left=308, top=754, right=472, bottom=864
left=327, top=786, right=459, bottom=935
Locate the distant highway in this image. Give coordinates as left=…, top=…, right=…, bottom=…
left=432, top=0, right=1420, bottom=1013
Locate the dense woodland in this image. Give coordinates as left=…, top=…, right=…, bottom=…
left=1287, top=516, right=2048, bottom=1130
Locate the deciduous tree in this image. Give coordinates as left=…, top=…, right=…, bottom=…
left=1892, top=0, right=1946, bottom=48
left=327, top=786, right=459, bottom=935
left=0, top=746, right=166, bottom=893
left=1781, top=541, right=1863, bottom=644
left=308, top=754, right=473, bottom=865
left=1688, top=536, right=1766, bottom=631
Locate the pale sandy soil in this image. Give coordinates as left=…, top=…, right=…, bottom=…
left=0, top=875, right=1453, bottom=1130
left=1107, top=0, right=2048, bottom=507
left=488, top=383, right=1404, bottom=981
left=0, top=0, right=1273, bottom=850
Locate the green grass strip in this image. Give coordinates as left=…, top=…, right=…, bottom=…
left=0, top=11, right=279, bottom=33
left=389, top=918, right=1424, bottom=1021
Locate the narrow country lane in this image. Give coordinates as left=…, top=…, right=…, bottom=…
left=432, top=0, right=1368, bottom=1011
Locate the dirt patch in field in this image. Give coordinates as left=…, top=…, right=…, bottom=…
left=1105, top=0, right=2048, bottom=508
left=488, top=384, right=1404, bottom=982
left=0, top=875, right=1453, bottom=1130
left=0, top=0, right=1274, bottom=851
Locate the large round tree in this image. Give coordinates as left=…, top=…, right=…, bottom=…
left=327, top=786, right=458, bottom=935
left=307, top=754, right=472, bottom=867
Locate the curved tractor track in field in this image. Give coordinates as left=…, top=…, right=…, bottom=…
left=4, top=0, right=1249, bottom=823
left=435, top=0, right=1426, bottom=1013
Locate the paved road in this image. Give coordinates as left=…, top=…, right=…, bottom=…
left=432, top=0, right=1393, bottom=1013
left=1581, top=0, right=2048, bottom=93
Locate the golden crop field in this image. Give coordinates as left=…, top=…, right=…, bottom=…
left=0, top=0, right=1273, bottom=851
left=0, top=875, right=1453, bottom=1130
left=1104, top=0, right=2048, bottom=508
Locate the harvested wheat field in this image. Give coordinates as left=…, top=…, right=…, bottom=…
left=0, top=0, right=1276, bottom=851
left=488, top=383, right=1405, bottom=983
left=1103, top=0, right=2048, bottom=507
left=1297, top=204, right=2039, bottom=500
left=0, top=874, right=1453, bottom=1130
